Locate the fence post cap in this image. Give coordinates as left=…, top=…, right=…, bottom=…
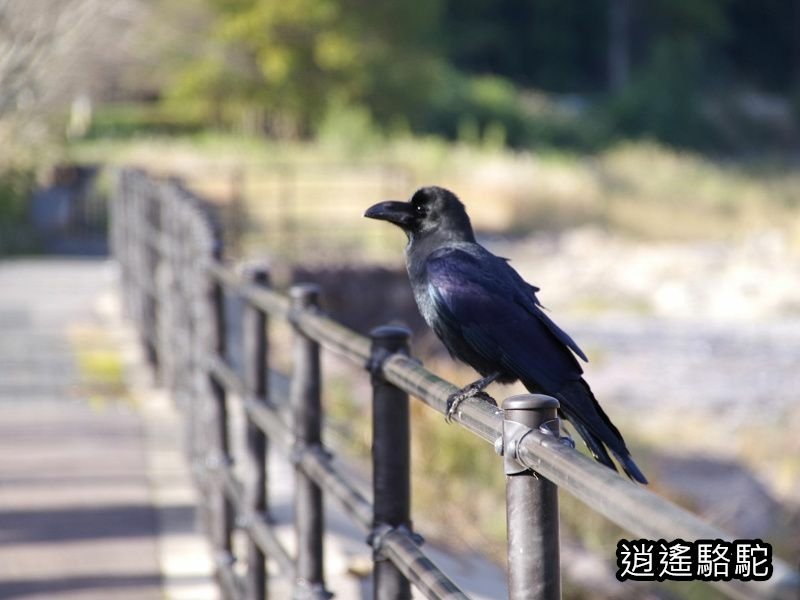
left=503, top=393, right=560, bottom=412
left=369, top=324, right=411, bottom=343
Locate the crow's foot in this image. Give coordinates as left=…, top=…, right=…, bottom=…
left=445, top=387, right=496, bottom=423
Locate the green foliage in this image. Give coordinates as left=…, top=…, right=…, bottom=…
left=599, top=0, right=734, bottom=150
left=122, top=0, right=800, bottom=152
left=87, top=103, right=207, bottom=138
left=0, top=169, right=32, bottom=223
left=0, top=167, right=36, bottom=255
left=442, top=0, right=608, bottom=92
left=425, top=72, right=606, bottom=151
left=605, top=39, right=717, bottom=150
left=162, top=0, right=446, bottom=138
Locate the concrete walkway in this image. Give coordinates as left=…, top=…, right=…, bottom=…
left=0, top=258, right=214, bottom=600
left=0, top=257, right=508, bottom=600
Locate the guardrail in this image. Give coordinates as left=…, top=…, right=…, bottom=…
left=111, top=168, right=800, bottom=600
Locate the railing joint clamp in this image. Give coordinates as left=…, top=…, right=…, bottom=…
left=502, top=419, right=535, bottom=476
left=291, top=442, right=330, bottom=466
left=541, top=417, right=575, bottom=448
left=368, top=523, right=422, bottom=561
left=205, top=452, right=232, bottom=473
left=289, top=443, right=306, bottom=466
left=367, top=325, right=411, bottom=380
left=310, top=443, right=333, bottom=461
left=235, top=512, right=252, bottom=529
left=365, top=346, right=392, bottom=380
left=293, top=578, right=333, bottom=600
left=287, top=306, right=302, bottom=327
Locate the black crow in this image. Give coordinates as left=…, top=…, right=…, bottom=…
left=365, top=186, right=647, bottom=484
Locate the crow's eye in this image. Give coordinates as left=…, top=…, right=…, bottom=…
left=414, top=203, right=425, bottom=214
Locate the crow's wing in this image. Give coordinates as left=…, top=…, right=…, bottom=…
left=425, top=247, right=586, bottom=391
left=496, top=256, right=586, bottom=361
left=425, top=247, right=647, bottom=483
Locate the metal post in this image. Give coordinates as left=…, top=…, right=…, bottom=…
left=228, top=166, right=246, bottom=256
left=209, top=243, right=235, bottom=575
left=289, top=284, right=329, bottom=600
left=243, top=266, right=270, bottom=600
left=189, top=210, right=214, bottom=531
left=157, top=195, right=177, bottom=395
left=369, top=325, right=413, bottom=600
left=503, top=394, right=561, bottom=600
left=143, top=190, right=160, bottom=375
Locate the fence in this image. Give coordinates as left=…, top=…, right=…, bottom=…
left=111, top=168, right=800, bottom=600
left=147, top=161, right=413, bottom=261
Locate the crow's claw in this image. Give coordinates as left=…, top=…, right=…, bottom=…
left=445, top=389, right=496, bottom=422
left=445, top=392, right=465, bottom=423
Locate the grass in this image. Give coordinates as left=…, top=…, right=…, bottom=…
left=68, top=324, right=128, bottom=402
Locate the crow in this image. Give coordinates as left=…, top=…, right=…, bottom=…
left=365, top=186, right=647, bottom=484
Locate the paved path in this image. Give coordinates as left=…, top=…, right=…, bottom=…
left=0, top=258, right=508, bottom=600
left=0, top=258, right=212, bottom=600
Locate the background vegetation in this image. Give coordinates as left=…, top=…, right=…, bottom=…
left=144, top=0, right=800, bottom=153
left=5, top=0, right=800, bottom=255
left=7, top=0, right=800, bottom=154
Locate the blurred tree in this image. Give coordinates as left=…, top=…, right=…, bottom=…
left=607, top=0, right=631, bottom=91
left=441, top=0, right=607, bottom=92
left=112, top=0, right=800, bottom=150
left=723, top=0, right=798, bottom=92
left=163, top=0, right=342, bottom=136
left=163, top=0, right=444, bottom=138
left=602, top=0, right=730, bottom=149
left=0, top=0, right=146, bottom=157
left=343, top=0, right=445, bottom=129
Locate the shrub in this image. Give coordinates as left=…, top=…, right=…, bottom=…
left=604, top=39, right=722, bottom=150
left=0, top=167, right=36, bottom=255
left=423, top=71, right=606, bottom=151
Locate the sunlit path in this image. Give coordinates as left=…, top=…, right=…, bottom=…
left=0, top=258, right=211, bottom=600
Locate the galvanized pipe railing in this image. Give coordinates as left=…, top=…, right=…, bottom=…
left=285, top=309, right=800, bottom=600
left=113, top=169, right=800, bottom=600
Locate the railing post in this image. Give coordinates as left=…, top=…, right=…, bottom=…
left=143, top=186, right=161, bottom=375
left=243, top=266, right=270, bottom=600
left=209, top=242, right=235, bottom=585
left=503, top=394, right=561, bottom=600
left=369, top=325, right=412, bottom=600
left=289, top=284, right=330, bottom=600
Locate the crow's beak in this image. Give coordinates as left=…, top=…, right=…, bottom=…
left=364, top=201, right=415, bottom=227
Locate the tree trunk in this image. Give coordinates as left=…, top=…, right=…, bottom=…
left=608, top=0, right=631, bottom=91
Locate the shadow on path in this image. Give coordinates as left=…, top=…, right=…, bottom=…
left=0, top=573, right=164, bottom=599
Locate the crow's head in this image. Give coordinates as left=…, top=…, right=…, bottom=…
left=364, top=186, right=475, bottom=243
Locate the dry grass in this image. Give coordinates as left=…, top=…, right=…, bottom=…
left=70, top=134, right=800, bottom=263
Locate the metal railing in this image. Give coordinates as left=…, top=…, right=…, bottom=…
left=111, top=168, right=800, bottom=600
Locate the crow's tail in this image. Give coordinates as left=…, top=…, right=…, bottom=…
left=554, top=379, right=648, bottom=484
